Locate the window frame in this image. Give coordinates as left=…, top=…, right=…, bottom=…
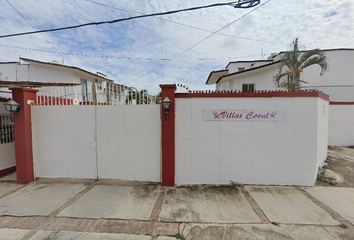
left=80, top=78, right=93, bottom=101
left=242, top=83, right=255, bottom=92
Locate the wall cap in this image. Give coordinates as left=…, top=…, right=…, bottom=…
left=159, top=84, right=177, bottom=90
left=175, top=91, right=329, bottom=102
left=10, top=88, right=39, bottom=93
left=330, top=102, right=354, bottom=105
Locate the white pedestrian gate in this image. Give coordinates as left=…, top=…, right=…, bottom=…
left=0, top=103, right=15, bottom=173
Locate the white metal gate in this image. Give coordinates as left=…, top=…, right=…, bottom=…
left=32, top=84, right=161, bottom=182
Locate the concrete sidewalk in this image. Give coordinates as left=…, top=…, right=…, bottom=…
left=0, top=179, right=354, bottom=240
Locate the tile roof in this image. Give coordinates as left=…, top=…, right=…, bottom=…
left=205, top=69, right=228, bottom=85
left=216, top=60, right=282, bottom=84
left=20, top=58, right=114, bottom=83
left=0, top=62, right=19, bottom=64
left=0, top=80, right=80, bottom=88
left=225, top=60, right=273, bottom=69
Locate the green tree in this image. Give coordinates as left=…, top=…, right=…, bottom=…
left=156, top=91, right=161, bottom=104
left=126, top=89, right=157, bottom=105
left=274, top=37, right=328, bottom=91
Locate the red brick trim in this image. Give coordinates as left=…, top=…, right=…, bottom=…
left=0, top=166, right=16, bottom=178
left=175, top=91, right=329, bottom=102
left=160, top=84, right=177, bottom=187
left=150, top=186, right=167, bottom=221
left=329, top=102, right=354, bottom=105
left=1, top=216, right=179, bottom=237
left=0, top=98, right=10, bottom=102
left=239, top=186, right=270, bottom=224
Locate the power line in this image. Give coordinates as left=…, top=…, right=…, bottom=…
left=132, top=0, right=272, bottom=81
left=85, top=0, right=284, bottom=46
left=0, top=43, right=273, bottom=61
left=0, top=1, right=260, bottom=39
left=6, top=0, right=35, bottom=29
left=5, top=0, right=71, bottom=64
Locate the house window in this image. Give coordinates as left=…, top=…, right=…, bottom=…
left=242, top=84, right=255, bottom=92
left=0, top=115, right=14, bottom=144
left=288, top=75, right=294, bottom=83
left=80, top=78, right=93, bottom=101
left=238, top=67, right=245, bottom=72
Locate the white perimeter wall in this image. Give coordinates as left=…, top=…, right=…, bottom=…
left=32, top=105, right=161, bottom=182
left=317, top=98, right=329, bottom=168
left=328, top=104, right=354, bottom=146
left=175, top=97, right=328, bottom=186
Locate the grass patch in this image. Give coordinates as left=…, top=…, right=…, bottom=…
left=316, top=166, right=336, bottom=184
left=316, top=173, right=336, bottom=183
left=347, top=146, right=354, bottom=149
left=230, top=180, right=243, bottom=187
left=169, top=233, right=185, bottom=240
left=339, top=224, right=348, bottom=229
left=271, top=222, right=279, bottom=226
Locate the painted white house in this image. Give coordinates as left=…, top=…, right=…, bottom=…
left=0, top=57, right=115, bottom=85
left=0, top=58, right=129, bottom=103
left=207, top=49, right=354, bottom=102
left=206, top=49, right=354, bottom=146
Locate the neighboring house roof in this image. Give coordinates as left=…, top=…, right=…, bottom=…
left=215, top=60, right=282, bottom=84
left=20, top=58, right=114, bottom=83
left=0, top=62, right=19, bottom=64
left=0, top=80, right=79, bottom=88
left=205, top=69, right=228, bottom=85
left=225, top=60, right=273, bottom=69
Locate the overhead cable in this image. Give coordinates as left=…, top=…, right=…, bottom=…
left=0, top=43, right=272, bottom=60
left=85, top=0, right=283, bottom=46
left=0, top=1, right=260, bottom=39
left=132, top=0, right=271, bottom=81
left=5, top=0, right=70, bottom=64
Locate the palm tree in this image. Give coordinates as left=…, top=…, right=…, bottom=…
left=274, top=37, right=328, bottom=91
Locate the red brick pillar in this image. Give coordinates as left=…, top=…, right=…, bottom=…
left=160, top=84, right=176, bottom=186
left=10, top=88, right=38, bottom=184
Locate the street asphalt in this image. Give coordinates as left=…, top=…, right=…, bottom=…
left=0, top=147, right=353, bottom=239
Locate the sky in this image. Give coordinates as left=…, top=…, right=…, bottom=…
left=0, top=0, right=353, bottom=94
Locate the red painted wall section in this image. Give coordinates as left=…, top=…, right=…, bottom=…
left=0, top=166, right=16, bottom=178
left=10, top=88, right=38, bottom=184
left=160, top=84, right=177, bottom=187
left=329, top=102, right=354, bottom=105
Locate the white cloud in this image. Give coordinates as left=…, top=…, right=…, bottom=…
left=0, top=0, right=353, bottom=93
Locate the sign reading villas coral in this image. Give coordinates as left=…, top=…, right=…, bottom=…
left=202, top=109, right=286, bottom=122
